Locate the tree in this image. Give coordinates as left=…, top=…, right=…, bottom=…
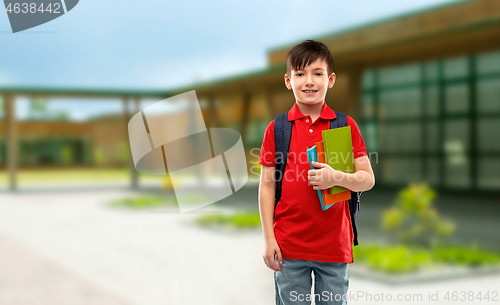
left=28, top=98, right=50, bottom=120
left=381, top=183, right=455, bottom=248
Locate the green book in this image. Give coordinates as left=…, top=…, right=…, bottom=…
left=321, top=126, right=355, bottom=195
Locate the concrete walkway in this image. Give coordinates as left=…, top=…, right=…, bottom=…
left=0, top=186, right=499, bottom=305
left=0, top=234, right=134, bottom=305
left=0, top=189, right=274, bottom=305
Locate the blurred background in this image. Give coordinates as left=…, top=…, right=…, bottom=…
left=1, top=0, right=499, bottom=304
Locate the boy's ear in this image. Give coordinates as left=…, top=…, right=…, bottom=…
left=284, top=74, right=292, bottom=90
left=328, top=73, right=336, bottom=88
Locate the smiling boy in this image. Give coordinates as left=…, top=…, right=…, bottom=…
left=258, top=40, right=375, bottom=305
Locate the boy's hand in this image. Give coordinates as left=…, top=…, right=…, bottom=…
left=308, top=161, right=342, bottom=190
left=263, top=239, right=283, bottom=271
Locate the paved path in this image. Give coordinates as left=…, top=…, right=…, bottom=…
left=0, top=187, right=499, bottom=305
left=0, top=189, right=274, bottom=305
left=0, top=234, right=134, bottom=305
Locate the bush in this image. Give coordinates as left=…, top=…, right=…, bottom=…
left=110, top=195, right=174, bottom=208
left=354, top=244, right=432, bottom=274
left=353, top=243, right=500, bottom=274
left=381, top=183, right=455, bottom=248
left=195, top=211, right=261, bottom=229
left=432, top=245, right=500, bottom=267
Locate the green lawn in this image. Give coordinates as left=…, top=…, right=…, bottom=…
left=0, top=168, right=256, bottom=188
left=0, top=168, right=163, bottom=184
left=353, top=243, right=500, bottom=274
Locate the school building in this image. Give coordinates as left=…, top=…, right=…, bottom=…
left=1, top=0, right=499, bottom=194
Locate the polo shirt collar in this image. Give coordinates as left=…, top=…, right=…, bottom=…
left=287, top=101, right=337, bottom=121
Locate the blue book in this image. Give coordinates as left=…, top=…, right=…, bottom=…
left=306, top=146, right=334, bottom=211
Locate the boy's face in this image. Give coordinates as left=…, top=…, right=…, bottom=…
left=284, top=58, right=335, bottom=107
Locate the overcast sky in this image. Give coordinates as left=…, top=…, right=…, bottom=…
left=0, top=0, right=459, bottom=119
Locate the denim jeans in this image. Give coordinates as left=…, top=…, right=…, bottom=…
left=274, top=255, right=349, bottom=305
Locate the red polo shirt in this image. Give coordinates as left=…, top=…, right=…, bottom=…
left=259, top=101, right=367, bottom=263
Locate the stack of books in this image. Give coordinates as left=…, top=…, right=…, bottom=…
left=306, top=126, right=355, bottom=210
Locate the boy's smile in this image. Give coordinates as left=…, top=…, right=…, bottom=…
left=284, top=58, right=335, bottom=108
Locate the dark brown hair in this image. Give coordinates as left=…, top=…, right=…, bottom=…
left=286, top=40, right=334, bottom=77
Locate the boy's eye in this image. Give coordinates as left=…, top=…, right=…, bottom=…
left=294, top=73, right=322, bottom=76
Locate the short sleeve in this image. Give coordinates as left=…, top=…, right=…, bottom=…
left=347, top=116, right=368, bottom=159
left=259, top=120, right=276, bottom=167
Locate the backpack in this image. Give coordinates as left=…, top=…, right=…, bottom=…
left=273, top=110, right=362, bottom=246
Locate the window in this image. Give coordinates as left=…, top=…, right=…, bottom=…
left=360, top=50, right=500, bottom=192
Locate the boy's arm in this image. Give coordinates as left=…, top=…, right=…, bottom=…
left=309, top=155, right=375, bottom=192
left=258, top=165, right=283, bottom=271
left=344, top=155, right=375, bottom=192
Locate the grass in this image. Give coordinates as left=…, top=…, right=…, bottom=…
left=353, top=243, right=500, bottom=274
left=0, top=168, right=163, bottom=183
left=109, top=195, right=177, bottom=209
left=108, top=193, right=222, bottom=209
left=195, top=211, right=261, bottom=229
left=432, top=245, right=500, bottom=266
left=0, top=168, right=259, bottom=185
